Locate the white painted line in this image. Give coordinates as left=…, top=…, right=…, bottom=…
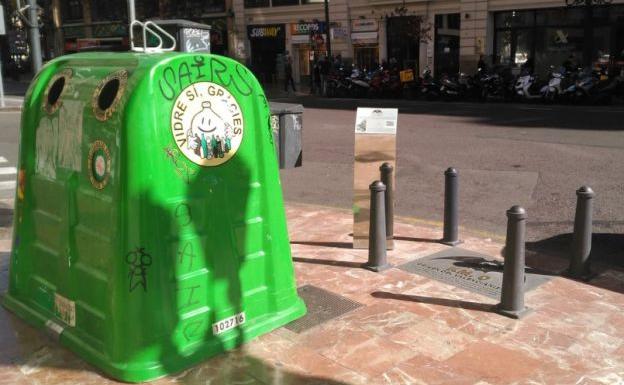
left=0, top=167, right=17, bottom=175
left=518, top=106, right=553, bottom=111
left=0, top=181, right=16, bottom=190
left=0, top=157, right=7, bottom=163
left=587, top=109, right=624, bottom=114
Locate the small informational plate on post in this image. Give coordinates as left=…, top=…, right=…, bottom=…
left=353, top=108, right=398, bottom=249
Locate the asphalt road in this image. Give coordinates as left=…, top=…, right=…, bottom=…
left=273, top=96, right=624, bottom=244
left=0, top=109, right=20, bottom=200
left=1, top=96, right=622, bottom=249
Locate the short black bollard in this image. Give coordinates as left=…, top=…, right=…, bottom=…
left=380, top=162, right=394, bottom=247
left=497, top=205, right=531, bottom=319
left=441, top=167, right=461, bottom=246
left=568, top=186, right=595, bottom=280
left=365, top=180, right=392, bottom=272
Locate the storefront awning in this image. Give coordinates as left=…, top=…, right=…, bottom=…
left=351, top=32, right=378, bottom=45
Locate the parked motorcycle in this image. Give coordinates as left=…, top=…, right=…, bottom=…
left=400, top=68, right=421, bottom=100
left=326, top=67, right=352, bottom=98
left=420, top=68, right=441, bottom=100
left=440, top=72, right=481, bottom=101
left=479, top=69, right=512, bottom=102
left=349, top=67, right=370, bottom=98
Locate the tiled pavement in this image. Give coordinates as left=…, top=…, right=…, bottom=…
left=1, top=201, right=623, bottom=384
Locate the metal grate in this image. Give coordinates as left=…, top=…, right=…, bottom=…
left=284, top=285, right=363, bottom=333
left=398, top=248, right=552, bottom=299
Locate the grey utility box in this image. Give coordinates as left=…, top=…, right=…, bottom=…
left=150, top=19, right=211, bottom=53
left=270, top=102, right=303, bottom=169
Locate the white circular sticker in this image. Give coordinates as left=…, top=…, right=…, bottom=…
left=94, top=154, right=106, bottom=178
left=170, top=82, right=244, bottom=166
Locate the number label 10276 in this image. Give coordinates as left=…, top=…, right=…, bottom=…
left=212, top=312, right=246, bottom=335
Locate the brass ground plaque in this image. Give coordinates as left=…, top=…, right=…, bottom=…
left=398, top=248, right=552, bottom=299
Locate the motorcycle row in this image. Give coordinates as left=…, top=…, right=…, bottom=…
left=325, top=64, right=624, bottom=105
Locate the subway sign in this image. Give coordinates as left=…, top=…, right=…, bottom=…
left=247, top=24, right=284, bottom=39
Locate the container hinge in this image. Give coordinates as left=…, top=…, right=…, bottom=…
left=44, top=319, right=64, bottom=341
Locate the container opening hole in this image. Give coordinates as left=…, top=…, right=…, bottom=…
left=47, top=77, right=65, bottom=107
left=98, top=78, right=120, bottom=111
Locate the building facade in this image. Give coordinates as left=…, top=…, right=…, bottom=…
left=231, top=0, right=624, bottom=83
left=3, top=0, right=623, bottom=80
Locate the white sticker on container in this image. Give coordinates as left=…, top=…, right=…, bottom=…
left=212, top=312, right=246, bottom=335
left=53, top=293, right=76, bottom=327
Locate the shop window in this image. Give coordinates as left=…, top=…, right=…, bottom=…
left=592, top=26, right=612, bottom=67
left=63, top=0, right=83, bottom=21
left=92, top=0, right=126, bottom=22
left=495, top=11, right=535, bottom=29
left=272, top=0, right=299, bottom=6
left=514, top=30, right=533, bottom=65
left=386, top=16, right=421, bottom=70
left=535, top=8, right=584, bottom=26
left=199, top=0, right=226, bottom=13
left=245, top=0, right=270, bottom=7
left=534, top=27, right=583, bottom=74
left=435, top=13, right=460, bottom=76
left=354, top=46, right=379, bottom=71
left=495, top=30, right=513, bottom=65
left=610, top=5, right=624, bottom=22
left=135, top=0, right=159, bottom=20
left=447, top=14, right=461, bottom=30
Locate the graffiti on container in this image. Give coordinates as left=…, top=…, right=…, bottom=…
left=178, top=241, right=198, bottom=269
left=126, top=247, right=152, bottom=292
left=175, top=203, right=193, bottom=226
left=164, top=146, right=198, bottom=183
left=182, top=319, right=208, bottom=342
left=177, top=284, right=201, bottom=310
left=158, top=55, right=254, bottom=100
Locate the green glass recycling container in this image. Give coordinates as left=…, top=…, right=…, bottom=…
left=3, top=52, right=306, bottom=382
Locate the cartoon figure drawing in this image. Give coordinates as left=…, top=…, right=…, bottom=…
left=200, top=133, right=210, bottom=159
left=210, top=135, right=217, bottom=158
left=216, top=135, right=224, bottom=158
left=189, top=101, right=229, bottom=159
left=225, top=135, right=231, bottom=153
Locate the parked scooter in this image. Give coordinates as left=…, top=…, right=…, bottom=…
left=514, top=68, right=546, bottom=101
left=541, top=66, right=570, bottom=103
left=563, top=66, right=614, bottom=105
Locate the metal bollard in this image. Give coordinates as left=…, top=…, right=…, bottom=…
left=441, top=167, right=461, bottom=246
left=568, top=186, right=595, bottom=280
left=365, top=180, right=392, bottom=272
left=497, top=205, right=531, bottom=319
left=380, top=162, right=394, bottom=248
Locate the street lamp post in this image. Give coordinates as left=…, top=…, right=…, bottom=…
left=27, top=0, right=42, bottom=73
left=323, top=0, right=331, bottom=58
